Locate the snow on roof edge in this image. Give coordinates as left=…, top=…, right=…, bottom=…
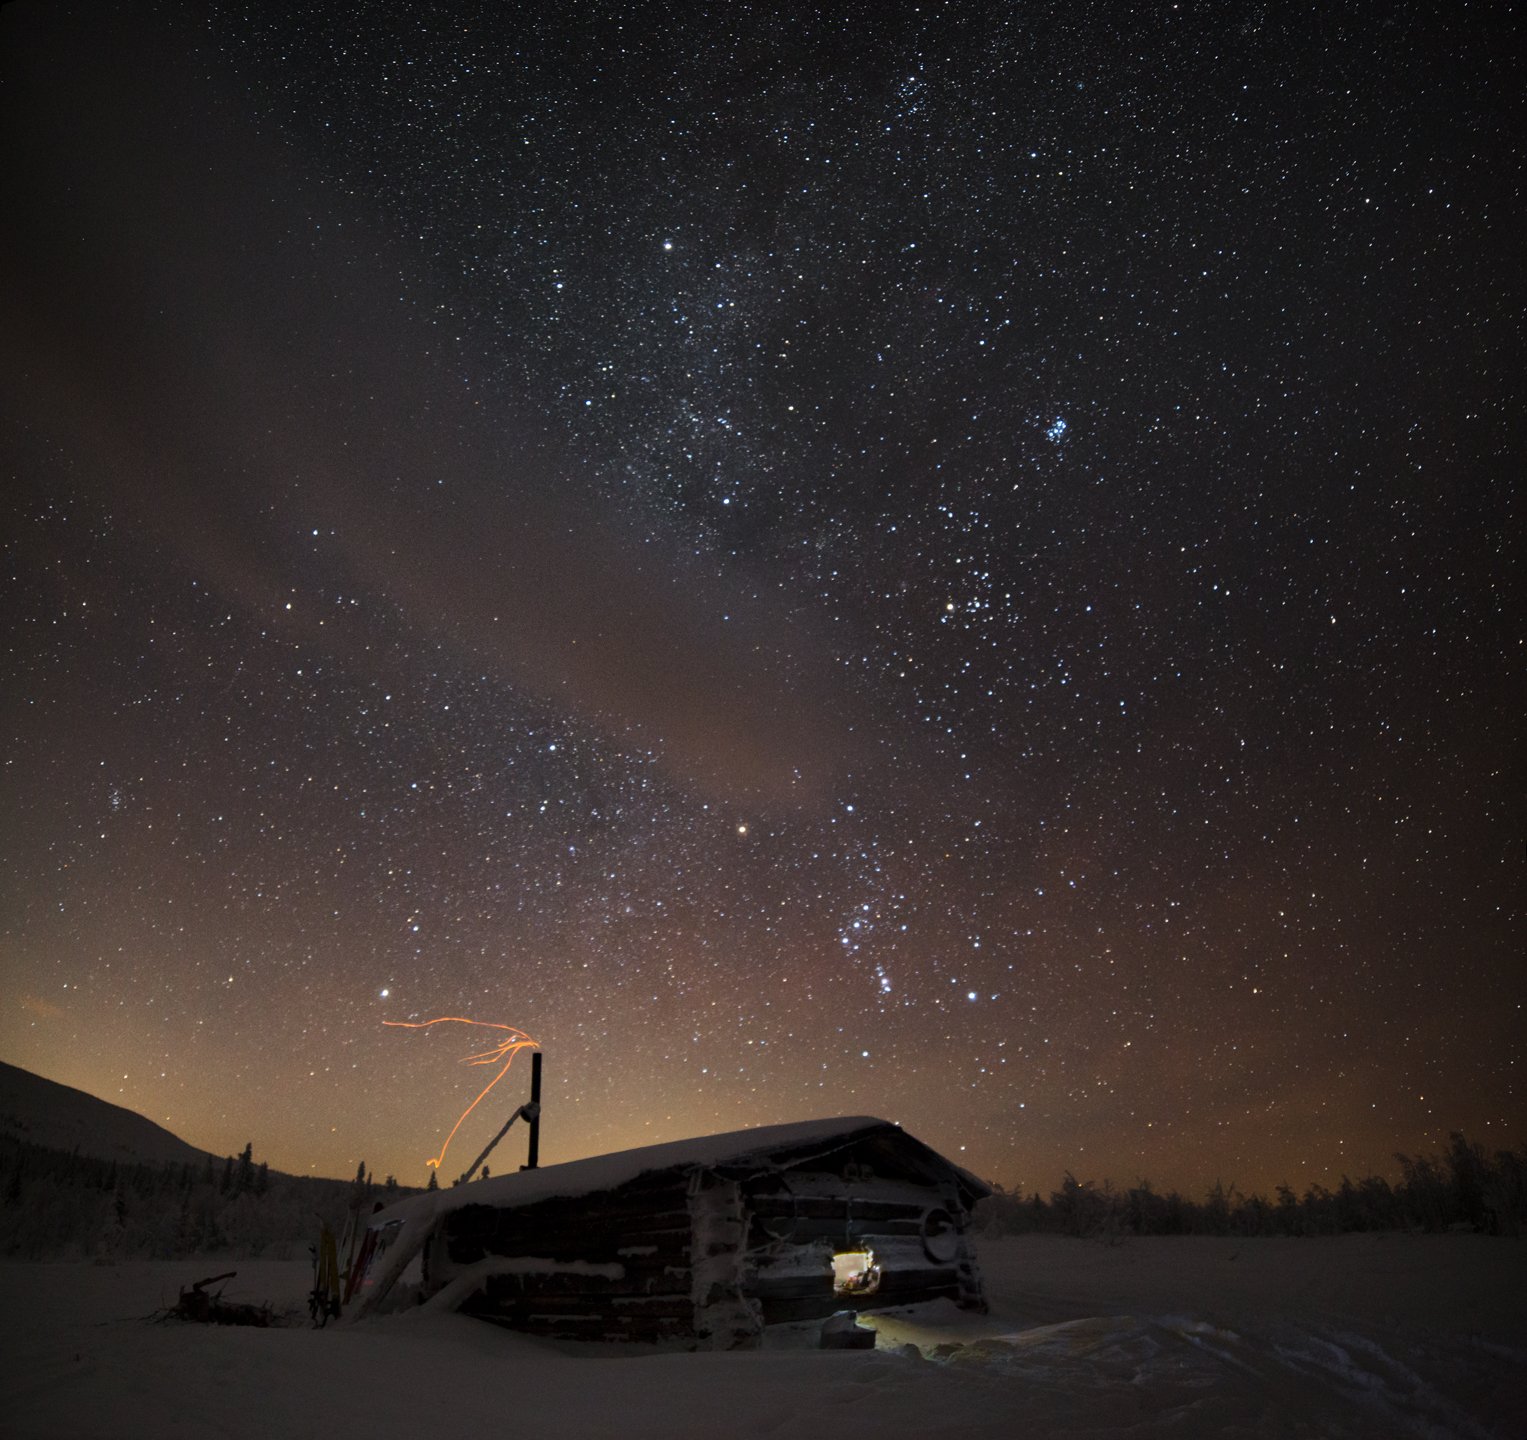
left=370, top=1115, right=987, bottom=1231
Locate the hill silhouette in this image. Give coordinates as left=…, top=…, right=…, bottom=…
left=0, top=1060, right=214, bottom=1170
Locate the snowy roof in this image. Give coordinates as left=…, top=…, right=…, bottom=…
left=371, top=1115, right=988, bottom=1231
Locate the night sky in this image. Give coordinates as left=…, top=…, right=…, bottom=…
left=2, top=2, right=1520, bottom=1197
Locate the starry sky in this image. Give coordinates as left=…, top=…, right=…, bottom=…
left=2, top=1, right=1520, bottom=1196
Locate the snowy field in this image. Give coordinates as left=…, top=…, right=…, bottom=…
left=2, top=1234, right=1523, bottom=1439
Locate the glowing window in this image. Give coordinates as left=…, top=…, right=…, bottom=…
left=831, top=1249, right=881, bottom=1296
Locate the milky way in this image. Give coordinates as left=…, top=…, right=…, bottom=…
left=2, top=2, right=1519, bottom=1194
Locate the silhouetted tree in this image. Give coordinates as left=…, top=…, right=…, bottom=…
left=1446, top=1131, right=1488, bottom=1229
left=1395, top=1151, right=1449, bottom=1230
left=1484, top=1145, right=1527, bottom=1236
left=1126, top=1180, right=1159, bottom=1235
left=1201, top=1180, right=1232, bottom=1235
left=1274, top=1184, right=1300, bottom=1235
left=1356, top=1175, right=1395, bottom=1230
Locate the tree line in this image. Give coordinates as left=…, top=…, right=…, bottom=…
left=0, top=1134, right=416, bottom=1260
left=975, top=1132, right=1527, bottom=1239
left=7, top=1128, right=1522, bottom=1260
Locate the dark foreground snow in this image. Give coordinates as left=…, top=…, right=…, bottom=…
left=2, top=1234, right=1522, bottom=1438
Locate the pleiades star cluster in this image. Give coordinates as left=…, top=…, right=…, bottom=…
left=1, top=2, right=1519, bottom=1195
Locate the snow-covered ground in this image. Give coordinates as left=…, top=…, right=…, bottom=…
left=2, top=1234, right=1522, bottom=1439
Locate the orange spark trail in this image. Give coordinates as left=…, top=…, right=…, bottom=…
left=384, top=1017, right=538, bottom=1171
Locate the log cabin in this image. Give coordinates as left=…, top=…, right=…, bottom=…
left=352, top=1115, right=990, bottom=1347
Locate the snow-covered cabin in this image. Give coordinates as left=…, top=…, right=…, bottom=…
left=353, top=1116, right=990, bottom=1347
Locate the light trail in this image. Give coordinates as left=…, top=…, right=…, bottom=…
left=383, top=1017, right=538, bottom=1171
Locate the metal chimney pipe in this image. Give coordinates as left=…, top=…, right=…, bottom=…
left=525, top=1050, right=542, bottom=1170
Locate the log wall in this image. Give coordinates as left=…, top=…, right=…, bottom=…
left=436, top=1171, right=697, bottom=1343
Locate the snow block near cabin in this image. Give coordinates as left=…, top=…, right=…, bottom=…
left=820, top=1309, right=877, bottom=1349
